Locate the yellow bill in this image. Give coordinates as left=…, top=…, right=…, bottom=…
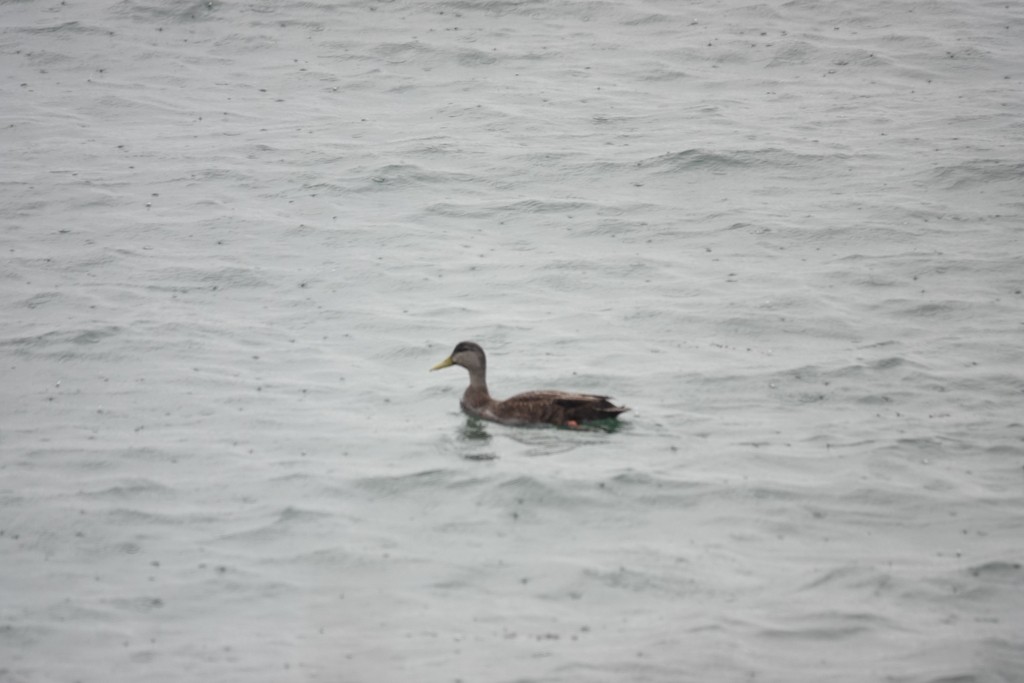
left=430, top=356, right=454, bottom=371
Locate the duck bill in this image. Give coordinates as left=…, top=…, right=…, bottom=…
left=430, top=356, right=454, bottom=371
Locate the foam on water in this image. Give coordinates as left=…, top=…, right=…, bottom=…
left=3, top=0, right=1024, bottom=681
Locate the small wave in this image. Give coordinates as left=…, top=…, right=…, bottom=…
left=104, top=596, right=167, bottom=614
left=635, top=148, right=833, bottom=175
left=758, top=610, right=896, bottom=640
left=352, top=468, right=470, bottom=496
left=372, top=41, right=436, bottom=63
left=456, top=48, right=499, bottom=67
left=17, top=21, right=111, bottom=37
left=767, top=40, right=820, bottom=68
left=499, top=198, right=593, bottom=214
left=276, top=505, right=332, bottom=524
left=147, top=265, right=269, bottom=291
left=436, top=0, right=546, bottom=17
left=425, top=198, right=591, bottom=218
left=635, top=67, right=689, bottom=82
left=967, top=560, right=1023, bottom=582
left=423, top=202, right=495, bottom=219
left=114, top=0, right=217, bottom=22
left=619, top=12, right=674, bottom=27
left=927, top=160, right=1024, bottom=191
left=869, top=356, right=921, bottom=371
left=353, top=163, right=476, bottom=191
left=80, top=478, right=173, bottom=500
left=18, top=292, right=61, bottom=310
left=605, top=470, right=700, bottom=496
left=0, top=325, right=122, bottom=360
left=897, top=301, right=973, bottom=318
left=218, top=506, right=334, bottom=543
left=799, top=564, right=898, bottom=593
left=580, top=565, right=698, bottom=596
left=481, top=474, right=598, bottom=510
left=105, top=507, right=216, bottom=526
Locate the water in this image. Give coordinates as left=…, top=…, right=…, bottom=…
left=2, top=0, right=1023, bottom=681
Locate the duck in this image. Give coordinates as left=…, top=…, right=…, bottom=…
left=430, top=341, right=629, bottom=428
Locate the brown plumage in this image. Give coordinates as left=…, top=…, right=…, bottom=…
left=430, top=341, right=629, bottom=428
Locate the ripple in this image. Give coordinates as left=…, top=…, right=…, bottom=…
left=635, top=148, right=835, bottom=175
left=481, top=475, right=598, bottom=510
left=217, top=506, right=334, bottom=543
left=799, top=564, right=898, bottom=594
left=79, top=478, right=173, bottom=500
left=351, top=468, right=473, bottom=496
left=758, top=610, right=897, bottom=640
left=0, top=325, right=122, bottom=360
left=580, top=565, right=699, bottom=596
left=114, top=0, right=216, bottom=22
left=967, top=560, right=1023, bottom=582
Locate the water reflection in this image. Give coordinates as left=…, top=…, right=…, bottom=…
left=442, top=416, right=632, bottom=461
left=457, top=418, right=498, bottom=461
left=460, top=417, right=492, bottom=442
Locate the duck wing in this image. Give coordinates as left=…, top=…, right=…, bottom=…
left=492, top=390, right=629, bottom=426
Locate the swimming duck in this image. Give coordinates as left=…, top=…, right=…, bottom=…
left=430, top=341, right=629, bottom=428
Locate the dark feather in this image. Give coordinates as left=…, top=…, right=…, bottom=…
left=431, top=342, right=629, bottom=428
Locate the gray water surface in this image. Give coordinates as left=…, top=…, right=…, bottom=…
left=2, top=1, right=1023, bottom=681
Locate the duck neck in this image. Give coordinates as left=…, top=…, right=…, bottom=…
left=463, top=366, right=490, bottom=405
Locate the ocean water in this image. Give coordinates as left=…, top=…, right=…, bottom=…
left=2, top=0, right=1023, bottom=681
